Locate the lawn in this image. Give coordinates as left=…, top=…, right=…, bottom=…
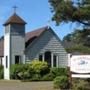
left=0, top=81, right=59, bottom=90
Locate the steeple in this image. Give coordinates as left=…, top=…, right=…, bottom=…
left=3, top=13, right=26, bottom=26
left=4, top=9, right=26, bottom=80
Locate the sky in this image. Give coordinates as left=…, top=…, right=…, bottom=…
left=0, top=0, right=80, bottom=39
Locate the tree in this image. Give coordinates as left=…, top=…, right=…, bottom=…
left=63, top=29, right=90, bottom=46
left=49, top=0, right=90, bottom=26
left=63, top=29, right=90, bottom=53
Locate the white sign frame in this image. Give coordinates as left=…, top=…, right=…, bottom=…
left=70, top=55, right=90, bottom=78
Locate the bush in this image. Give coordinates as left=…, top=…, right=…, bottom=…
left=41, top=73, right=54, bottom=81
left=53, top=76, right=69, bottom=89
left=30, top=74, right=41, bottom=81
left=72, top=79, right=90, bottom=90
left=29, top=60, right=50, bottom=81
left=10, top=61, right=68, bottom=81
left=0, top=65, right=3, bottom=79
left=10, top=64, right=32, bottom=80
left=10, top=60, right=49, bottom=81
left=50, top=67, right=68, bottom=78
left=30, top=60, right=49, bottom=75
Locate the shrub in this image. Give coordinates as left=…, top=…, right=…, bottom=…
left=30, top=74, right=41, bottom=81
left=10, top=64, right=32, bottom=80
left=10, top=61, right=68, bottom=81
left=50, top=67, right=68, bottom=78
left=41, top=73, right=54, bottom=81
left=72, top=79, right=90, bottom=90
left=30, top=60, right=49, bottom=75
left=53, top=76, right=69, bottom=89
left=29, top=60, right=49, bottom=81
left=10, top=60, right=49, bottom=81
left=0, top=65, right=3, bottom=79
left=10, top=64, right=23, bottom=79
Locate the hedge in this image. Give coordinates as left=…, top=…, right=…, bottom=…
left=10, top=60, right=68, bottom=81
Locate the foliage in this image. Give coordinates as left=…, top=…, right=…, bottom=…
left=72, top=79, right=90, bottom=90
left=41, top=73, right=54, bottom=81
left=41, top=67, right=68, bottom=81
left=53, top=76, right=69, bottom=89
left=30, top=74, right=41, bottom=81
left=49, top=0, right=90, bottom=26
left=66, top=44, right=90, bottom=54
left=63, top=29, right=90, bottom=54
left=0, top=65, right=3, bottom=79
left=50, top=67, right=68, bottom=78
left=10, top=60, right=50, bottom=81
left=63, top=29, right=90, bottom=46
left=30, top=60, right=49, bottom=75
left=10, top=64, right=31, bottom=80
left=10, top=61, right=69, bottom=81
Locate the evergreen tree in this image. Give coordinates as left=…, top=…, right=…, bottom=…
left=49, top=0, right=90, bottom=26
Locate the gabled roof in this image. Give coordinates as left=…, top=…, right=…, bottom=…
left=3, top=13, right=26, bottom=26
left=25, top=26, right=47, bottom=47
left=0, top=26, right=48, bottom=57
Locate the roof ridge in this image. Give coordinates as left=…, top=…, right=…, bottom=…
left=26, top=26, right=48, bottom=34
left=25, top=26, right=48, bottom=42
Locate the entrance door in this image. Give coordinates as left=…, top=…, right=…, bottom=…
left=44, top=51, right=51, bottom=66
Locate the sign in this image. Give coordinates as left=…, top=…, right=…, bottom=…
left=70, top=55, right=90, bottom=74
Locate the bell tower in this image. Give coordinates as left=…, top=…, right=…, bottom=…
left=3, top=12, right=26, bottom=80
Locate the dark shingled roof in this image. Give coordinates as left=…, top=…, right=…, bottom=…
left=3, top=13, right=26, bottom=26
left=25, top=26, right=47, bottom=47
left=0, top=26, right=48, bottom=57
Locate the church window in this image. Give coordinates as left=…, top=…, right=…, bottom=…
left=39, top=54, right=43, bottom=61
left=6, top=56, right=8, bottom=68
left=53, top=55, right=57, bottom=67
left=15, top=55, right=20, bottom=64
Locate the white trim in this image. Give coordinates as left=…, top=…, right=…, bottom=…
left=56, top=56, right=58, bottom=68
left=4, top=24, right=11, bottom=80
left=23, top=55, right=25, bottom=64
left=42, top=54, right=44, bottom=62
left=72, top=74, right=90, bottom=78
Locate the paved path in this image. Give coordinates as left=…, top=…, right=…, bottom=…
left=0, top=81, right=56, bottom=90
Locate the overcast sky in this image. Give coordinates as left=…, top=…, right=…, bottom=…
left=0, top=0, right=79, bottom=39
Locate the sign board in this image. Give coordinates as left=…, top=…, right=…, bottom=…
left=70, top=55, right=90, bottom=74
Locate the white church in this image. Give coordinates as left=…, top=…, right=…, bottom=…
left=0, top=12, right=68, bottom=80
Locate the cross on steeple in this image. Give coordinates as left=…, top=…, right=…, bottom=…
left=13, top=6, right=18, bottom=13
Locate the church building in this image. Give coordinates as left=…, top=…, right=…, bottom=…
left=0, top=12, right=68, bottom=79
